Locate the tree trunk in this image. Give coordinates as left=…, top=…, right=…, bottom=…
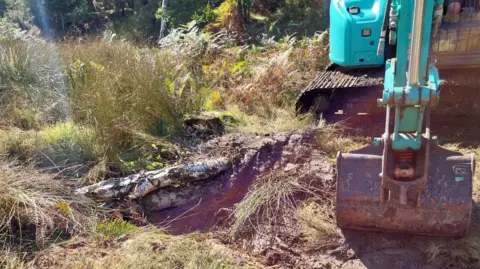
left=237, top=0, right=243, bottom=20
left=76, top=158, right=230, bottom=201
left=60, top=12, right=65, bottom=35
left=159, top=0, right=169, bottom=39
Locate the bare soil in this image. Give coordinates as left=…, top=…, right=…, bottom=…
left=136, top=126, right=480, bottom=269
left=144, top=129, right=334, bottom=234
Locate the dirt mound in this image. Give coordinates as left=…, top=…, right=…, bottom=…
left=143, top=129, right=334, bottom=234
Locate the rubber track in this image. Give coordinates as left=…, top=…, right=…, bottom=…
left=303, top=66, right=480, bottom=92
left=303, top=66, right=384, bottom=93
left=297, top=65, right=480, bottom=119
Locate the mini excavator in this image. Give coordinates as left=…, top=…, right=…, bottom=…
left=298, top=0, right=476, bottom=237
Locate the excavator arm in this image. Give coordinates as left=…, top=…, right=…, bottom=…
left=335, top=0, right=475, bottom=237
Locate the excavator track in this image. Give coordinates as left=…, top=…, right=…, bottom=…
left=296, top=64, right=480, bottom=126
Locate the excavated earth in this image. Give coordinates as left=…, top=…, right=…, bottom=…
left=143, top=129, right=335, bottom=233
left=132, top=126, right=480, bottom=269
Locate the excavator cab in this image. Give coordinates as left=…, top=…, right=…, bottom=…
left=433, top=0, right=480, bottom=69
left=432, top=0, right=480, bottom=116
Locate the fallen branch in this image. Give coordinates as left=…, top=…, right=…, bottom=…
left=76, top=158, right=231, bottom=201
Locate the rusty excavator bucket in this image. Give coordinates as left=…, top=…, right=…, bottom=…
left=335, top=110, right=475, bottom=238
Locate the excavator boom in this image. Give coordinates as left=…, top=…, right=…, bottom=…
left=335, top=0, right=475, bottom=237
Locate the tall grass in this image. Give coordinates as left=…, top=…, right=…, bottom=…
left=0, top=24, right=330, bottom=179
left=0, top=38, right=68, bottom=129
left=63, top=39, right=207, bottom=158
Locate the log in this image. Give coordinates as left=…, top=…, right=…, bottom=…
left=140, top=180, right=224, bottom=212
left=76, top=158, right=230, bottom=201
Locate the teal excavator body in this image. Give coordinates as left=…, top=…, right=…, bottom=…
left=329, top=0, right=387, bottom=67
left=303, top=0, right=476, bottom=237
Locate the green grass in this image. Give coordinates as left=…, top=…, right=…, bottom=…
left=96, top=219, right=138, bottom=240
left=0, top=122, right=99, bottom=175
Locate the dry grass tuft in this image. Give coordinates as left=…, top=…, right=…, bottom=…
left=298, top=200, right=338, bottom=246
left=230, top=170, right=302, bottom=237
left=0, top=248, right=27, bottom=269
left=314, top=121, right=371, bottom=161
left=229, top=165, right=330, bottom=239
left=33, top=227, right=254, bottom=269
left=0, top=160, right=96, bottom=251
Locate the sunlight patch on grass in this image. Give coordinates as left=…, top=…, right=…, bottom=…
left=314, top=121, right=371, bottom=162
left=34, top=228, right=253, bottom=269
left=96, top=219, right=138, bottom=240
left=224, top=105, right=314, bottom=134
left=0, top=122, right=99, bottom=173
